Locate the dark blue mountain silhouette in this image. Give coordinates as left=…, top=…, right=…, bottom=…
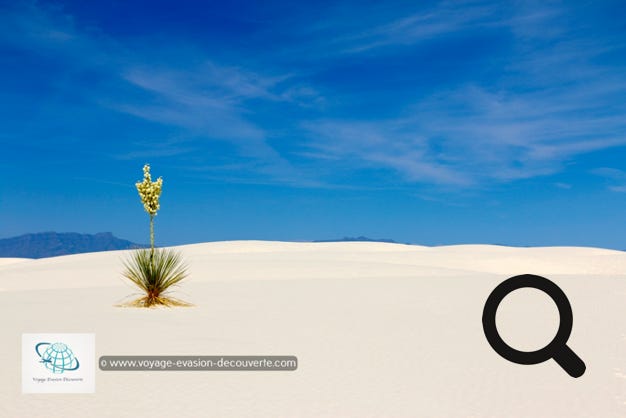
left=0, top=232, right=146, bottom=259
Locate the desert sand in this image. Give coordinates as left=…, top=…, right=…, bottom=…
left=1, top=241, right=625, bottom=417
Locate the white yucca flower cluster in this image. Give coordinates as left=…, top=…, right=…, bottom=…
left=136, top=164, right=163, bottom=216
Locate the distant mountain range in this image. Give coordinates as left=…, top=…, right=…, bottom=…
left=0, top=233, right=403, bottom=259
left=313, top=236, right=400, bottom=244
left=0, top=232, right=146, bottom=259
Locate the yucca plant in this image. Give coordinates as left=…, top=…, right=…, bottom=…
left=122, top=247, right=189, bottom=307
left=121, top=164, right=190, bottom=307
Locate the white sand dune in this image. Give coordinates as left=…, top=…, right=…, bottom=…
left=1, top=241, right=625, bottom=417
left=0, top=257, right=31, bottom=266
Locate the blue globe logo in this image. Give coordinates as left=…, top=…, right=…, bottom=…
left=35, top=342, right=80, bottom=373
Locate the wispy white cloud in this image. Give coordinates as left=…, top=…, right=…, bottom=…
left=111, top=67, right=267, bottom=143
left=592, top=168, right=626, bottom=192
left=112, top=137, right=197, bottom=161
left=0, top=1, right=322, bottom=184
left=303, top=80, right=626, bottom=186
left=282, top=0, right=507, bottom=59
left=332, top=2, right=503, bottom=54
left=300, top=2, right=626, bottom=186
left=0, top=2, right=75, bottom=48
left=110, top=63, right=321, bottom=178
left=592, top=168, right=626, bottom=180
left=302, top=119, right=470, bottom=185
left=3, top=1, right=626, bottom=191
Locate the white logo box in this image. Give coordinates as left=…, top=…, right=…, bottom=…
left=22, top=333, right=95, bottom=394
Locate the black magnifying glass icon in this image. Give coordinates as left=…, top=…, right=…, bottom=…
left=482, top=274, right=586, bottom=378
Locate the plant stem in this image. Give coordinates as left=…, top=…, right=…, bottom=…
left=150, top=214, right=155, bottom=269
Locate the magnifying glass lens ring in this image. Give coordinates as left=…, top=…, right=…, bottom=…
left=482, top=274, right=574, bottom=365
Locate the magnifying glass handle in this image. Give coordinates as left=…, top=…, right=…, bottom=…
left=553, top=345, right=586, bottom=378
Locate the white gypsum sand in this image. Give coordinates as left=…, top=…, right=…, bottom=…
left=1, top=241, right=625, bottom=417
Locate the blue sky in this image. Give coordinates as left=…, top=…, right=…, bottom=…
left=1, top=0, right=626, bottom=248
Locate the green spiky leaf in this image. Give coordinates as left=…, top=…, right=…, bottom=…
left=122, top=248, right=190, bottom=307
